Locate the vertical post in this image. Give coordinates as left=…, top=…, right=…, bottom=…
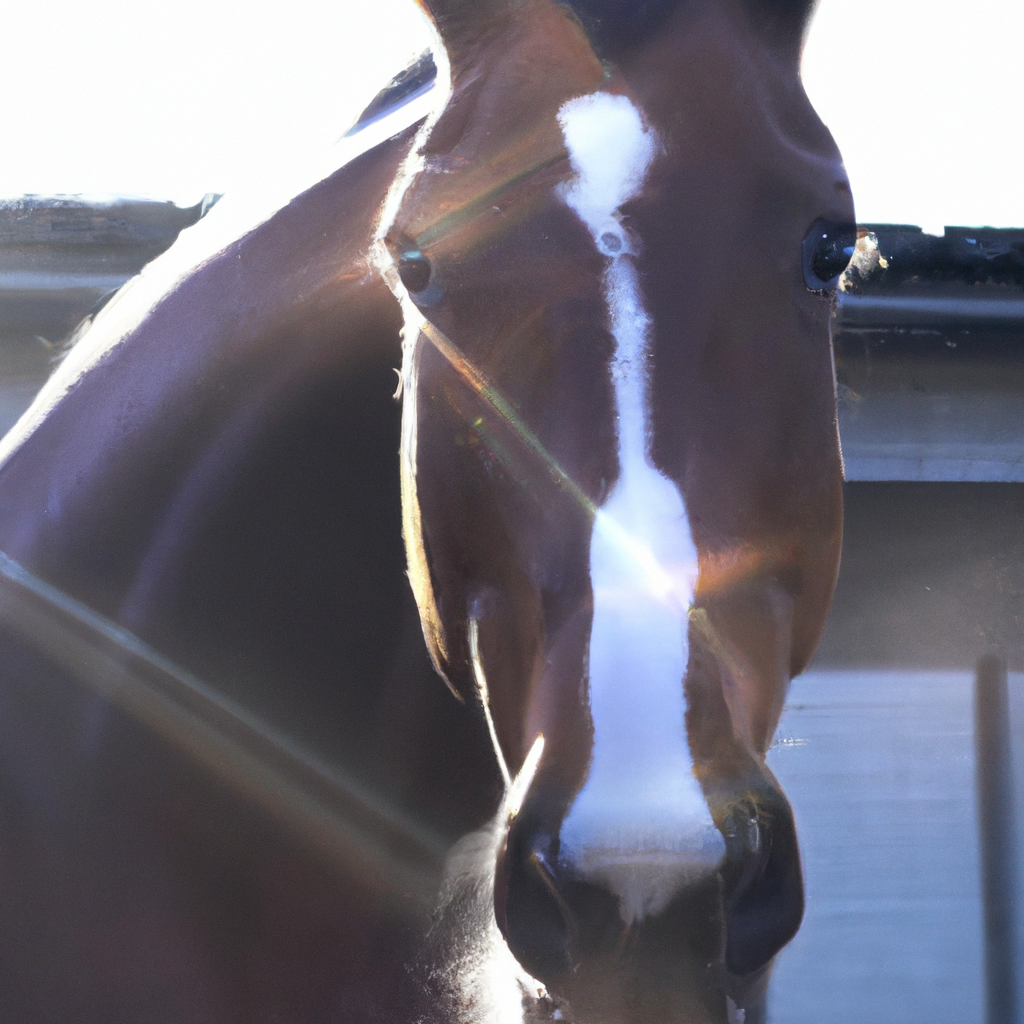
left=974, top=654, right=1019, bottom=1024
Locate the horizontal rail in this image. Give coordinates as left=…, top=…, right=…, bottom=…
left=839, top=294, right=1024, bottom=332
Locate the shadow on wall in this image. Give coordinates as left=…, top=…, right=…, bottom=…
left=815, top=482, right=1024, bottom=671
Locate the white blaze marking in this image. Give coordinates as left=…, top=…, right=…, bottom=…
left=555, top=92, right=724, bottom=924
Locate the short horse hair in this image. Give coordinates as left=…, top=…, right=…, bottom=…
left=562, top=0, right=816, bottom=55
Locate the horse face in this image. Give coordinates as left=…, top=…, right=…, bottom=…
left=385, top=0, right=852, bottom=1016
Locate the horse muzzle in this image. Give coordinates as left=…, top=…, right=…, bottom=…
left=493, top=761, right=803, bottom=1021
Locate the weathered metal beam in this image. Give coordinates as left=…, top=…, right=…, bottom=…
left=836, top=224, right=1024, bottom=482
left=839, top=293, right=1024, bottom=333
left=0, top=196, right=212, bottom=433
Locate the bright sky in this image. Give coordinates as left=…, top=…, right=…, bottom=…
left=802, top=0, right=1024, bottom=233
left=0, top=0, right=432, bottom=205
left=0, top=0, right=1021, bottom=230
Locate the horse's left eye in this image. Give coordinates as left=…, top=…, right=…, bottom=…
left=397, top=251, right=432, bottom=293
left=802, top=220, right=857, bottom=291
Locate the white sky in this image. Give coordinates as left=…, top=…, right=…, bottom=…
left=802, top=0, right=1024, bottom=233
left=0, top=0, right=1021, bottom=230
left=0, top=0, right=432, bottom=205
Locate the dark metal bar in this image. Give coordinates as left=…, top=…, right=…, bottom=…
left=838, top=293, right=1024, bottom=333
left=974, top=654, right=1019, bottom=1024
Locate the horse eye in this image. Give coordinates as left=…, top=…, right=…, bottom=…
left=802, top=220, right=857, bottom=291
left=397, top=251, right=432, bottom=293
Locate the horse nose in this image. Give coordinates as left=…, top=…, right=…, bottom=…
left=498, top=803, right=733, bottom=1021
left=552, top=742, right=727, bottom=934
left=557, top=783, right=726, bottom=926
left=496, top=767, right=804, bottom=990
left=495, top=781, right=727, bottom=983
left=495, top=817, right=572, bottom=981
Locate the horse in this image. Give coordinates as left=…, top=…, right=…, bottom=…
left=0, top=0, right=853, bottom=1021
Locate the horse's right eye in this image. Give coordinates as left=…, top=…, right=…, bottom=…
left=802, top=220, right=857, bottom=291
left=397, top=251, right=432, bottom=293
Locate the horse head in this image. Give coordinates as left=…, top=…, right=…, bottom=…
left=383, top=0, right=852, bottom=1018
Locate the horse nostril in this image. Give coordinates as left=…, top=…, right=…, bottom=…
left=530, top=849, right=577, bottom=936
left=396, top=250, right=432, bottom=293
left=496, top=827, right=578, bottom=982
left=720, top=787, right=804, bottom=977
left=802, top=219, right=857, bottom=291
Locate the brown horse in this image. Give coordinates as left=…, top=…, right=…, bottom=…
left=0, top=0, right=852, bottom=1021
left=386, top=0, right=851, bottom=1019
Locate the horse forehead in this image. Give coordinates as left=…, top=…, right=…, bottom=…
left=562, top=0, right=684, bottom=49
left=397, top=0, right=824, bottom=249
